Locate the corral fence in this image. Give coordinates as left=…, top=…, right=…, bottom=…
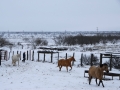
left=79, top=52, right=120, bottom=71
left=37, top=51, right=75, bottom=65
left=0, top=49, right=8, bottom=65
left=8, top=50, right=34, bottom=61
left=79, top=53, right=98, bottom=67
left=0, top=49, right=75, bottom=66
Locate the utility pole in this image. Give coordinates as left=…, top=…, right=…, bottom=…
left=65, top=30, right=66, bottom=39
left=8, top=30, right=9, bottom=37
left=97, top=27, right=98, bottom=36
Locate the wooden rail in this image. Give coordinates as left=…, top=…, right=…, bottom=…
left=104, top=72, right=120, bottom=80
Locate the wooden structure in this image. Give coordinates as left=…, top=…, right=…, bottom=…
left=37, top=51, right=59, bottom=63
left=38, top=47, right=68, bottom=51
left=0, top=49, right=8, bottom=66
left=80, top=53, right=97, bottom=67
left=0, top=49, right=7, bottom=60
left=37, top=51, right=75, bottom=65
left=100, top=52, right=120, bottom=71
left=11, top=50, right=31, bottom=61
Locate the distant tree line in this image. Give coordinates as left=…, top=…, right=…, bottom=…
left=53, top=33, right=120, bottom=46
left=0, top=36, right=48, bottom=48
left=1, top=33, right=120, bottom=47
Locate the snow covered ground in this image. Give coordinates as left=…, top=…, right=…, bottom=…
left=1, top=57, right=120, bottom=90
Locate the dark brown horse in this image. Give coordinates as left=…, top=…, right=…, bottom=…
left=57, top=56, right=75, bottom=72
left=88, top=63, right=109, bottom=87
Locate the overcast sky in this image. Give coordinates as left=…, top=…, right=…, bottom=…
left=0, top=0, right=120, bottom=32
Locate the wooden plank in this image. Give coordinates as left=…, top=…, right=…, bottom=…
left=104, top=72, right=120, bottom=80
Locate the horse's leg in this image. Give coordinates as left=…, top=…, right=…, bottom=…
left=69, top=66, right=72, bottom=71
left=18, top=60, right=19, bottom=66
left=13, top=61, right=15, bottom=66
left=15, top=61, right=16, bottom=66
left=95, top=78, right=97, bottom=85
left=61, top=66, right=62, bottom=71
left=101, top=80, right=104, bottom=87
left=12, top=60, right=13, bottom=64
left=89, top=76, right=92, bottom=85
left=59, top=66, right=61, bottom=71
left=13, top=62, right=14, bottom=66
left=60, top=66, right=62, bottom=71
left=66, top=66, right=68, bottom=72
left=98, top=80, right=104, bottom=87
left=59, top=66, right=60, bottom=71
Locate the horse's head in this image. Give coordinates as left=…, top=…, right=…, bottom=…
left=100, top=63, right=109, bottom=73
left=71, top=56, right=76, bottom=61
left=17, top=54, right=21, bottom=58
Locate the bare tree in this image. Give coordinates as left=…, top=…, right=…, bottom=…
left=0, top=36, right=12, bottom=47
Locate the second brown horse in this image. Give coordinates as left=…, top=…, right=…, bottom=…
left=57, top=56, right=75, bottom=72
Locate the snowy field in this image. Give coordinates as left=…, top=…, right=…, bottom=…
left=0, top=32, right=120, bottom=90
left=1, top=57, right=120, bottom=90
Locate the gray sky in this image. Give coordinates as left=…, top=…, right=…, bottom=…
left=0, top=0, right=120, bottom=32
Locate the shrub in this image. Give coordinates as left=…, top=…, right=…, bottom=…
left=105, top=57, right=120, bottom=69
left=81, top=54, right=99, bottom=65
left=0, top=37, right=12, bottom=47
left=35, top=38, right=48, bottom=46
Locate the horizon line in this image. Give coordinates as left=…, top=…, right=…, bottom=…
left=0, top=30, right=120, bottom=33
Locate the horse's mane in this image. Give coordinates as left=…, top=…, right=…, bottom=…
left=100, top=63, right=108, bottom=68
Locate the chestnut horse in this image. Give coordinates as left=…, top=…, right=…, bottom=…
left=88, top=63, right=109, bottom=87
left=57, top=56, right=75, bottom=72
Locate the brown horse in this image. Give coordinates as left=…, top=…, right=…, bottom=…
left=57, top=56, right=75, bottom=72
left=88, top=63, right=109, bottom=87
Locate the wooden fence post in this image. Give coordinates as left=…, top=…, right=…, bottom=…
left=66, top=53, right=67, bottom=59
left=22, top=45, right=23, bottom=49
left=6, top=51, right=8, bottom=60
left=4, top=51, right=6, bottom=60
left=0, top=51, right=1, bottom=65
left=51, top=52, right=53, bottom=63
left=43, top=53, right=45, bottom=62
left=32, top=51, right=34, bottom=61
left=27, top=51, right=28, bottom=60
left=13, top=51, right=14, bottom=55
left=17, top=51, right=18, bottom=54
left=72, top=53, right=75, bottom=66
left=91, top=53, right=93, bottom=66
left=81, top=53, right=83, bottom=66
left=20, top=51, right=21, bottom=60
left=9, top=52, right=10, bottom=60
left=58, top=52, right=59, bottom=60
left=100, top=53, right=102, bottom=65
left=30, top=50, right=31, bottom=60
left=38, top=53, right=39, bottom=62
left=110, top=54, right=112, bottom=71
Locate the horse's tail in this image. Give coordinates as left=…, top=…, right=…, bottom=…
left=88, top=71, right=92, bottom=85
left=88, top=76, right=92, bottom=85
left=57, top=63, right=59, bottom=67
left=12, top=56, right=13, bottom=64
left=57, top=60, right=60, bottom=67
left=12, top=60, right=13, bottom=64
left=87, top=77, right=89, bottom=82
